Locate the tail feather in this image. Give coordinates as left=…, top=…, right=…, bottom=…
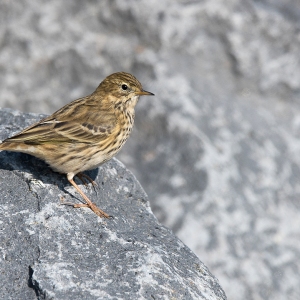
left=0, top=141, right=35, bottom=153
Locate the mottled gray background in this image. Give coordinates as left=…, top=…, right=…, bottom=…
left=0, top=1, right=300, bottom=299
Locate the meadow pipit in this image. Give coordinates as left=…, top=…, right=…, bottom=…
left=0, top=72, right=154, bottom=218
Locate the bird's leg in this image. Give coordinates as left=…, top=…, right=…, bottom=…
left=67, top=174, right=110, bottom=218
left=76, top=172, right=97, bottom=187
left=76, top=172, right=98, bottom=195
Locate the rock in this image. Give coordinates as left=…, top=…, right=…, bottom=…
left=0, top=108, right=226, bottom=300
left=1, top=1, right=300, bottom=299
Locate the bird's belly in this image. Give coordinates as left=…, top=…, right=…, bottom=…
left=40, top=126, right=131, bottom=174
left=82, top=140, right=126, bottom=172
left=80, top=152, right=112, bottom=172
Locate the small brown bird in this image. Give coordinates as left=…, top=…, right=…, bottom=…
left=0, top=72, right=154, bottom=218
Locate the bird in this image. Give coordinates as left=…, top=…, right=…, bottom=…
left=0, top=72, right=154, bottom=218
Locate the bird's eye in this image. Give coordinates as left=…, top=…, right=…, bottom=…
left=121, top=84, right=128, bottom=91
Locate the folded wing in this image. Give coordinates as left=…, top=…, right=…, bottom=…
left=3, top=103, right=117, bottom=145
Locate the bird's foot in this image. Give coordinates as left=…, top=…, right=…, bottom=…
left=73, top=202, right=111, bottom=218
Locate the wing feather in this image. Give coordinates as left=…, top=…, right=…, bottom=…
left=4, top=97, right=117, bottom=145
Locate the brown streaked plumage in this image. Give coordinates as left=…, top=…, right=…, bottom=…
left=0, top=72, right=154, bottom=218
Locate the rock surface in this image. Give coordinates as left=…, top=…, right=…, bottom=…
left=0, top=108, right=226, bottom=300
left=1, top=1, right=300, bottom=299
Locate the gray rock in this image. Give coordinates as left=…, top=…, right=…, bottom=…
left=1, top=1, right=300, bottom=299
left=0, top=108, right=226, bottom=300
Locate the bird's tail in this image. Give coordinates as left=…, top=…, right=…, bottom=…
left=0, top=141, right=31, bottom=153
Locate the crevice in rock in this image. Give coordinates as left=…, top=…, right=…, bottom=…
left=11, top=169, right=43, bottom=211
left=28, top=266, right=45, bottom=300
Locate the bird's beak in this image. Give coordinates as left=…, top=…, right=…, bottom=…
left=136, top=90, right=155, bottom=96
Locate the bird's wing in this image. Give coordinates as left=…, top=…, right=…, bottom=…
left=4, top=101, right=117, bottom=145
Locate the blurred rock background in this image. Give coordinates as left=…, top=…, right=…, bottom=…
left=1, top=1, right=300, bottom=299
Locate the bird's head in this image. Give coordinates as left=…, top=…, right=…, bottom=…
left=95, top=72, right=154, bottom=110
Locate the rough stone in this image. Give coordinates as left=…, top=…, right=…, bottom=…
left=0, top=108, right=226, bottom=300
